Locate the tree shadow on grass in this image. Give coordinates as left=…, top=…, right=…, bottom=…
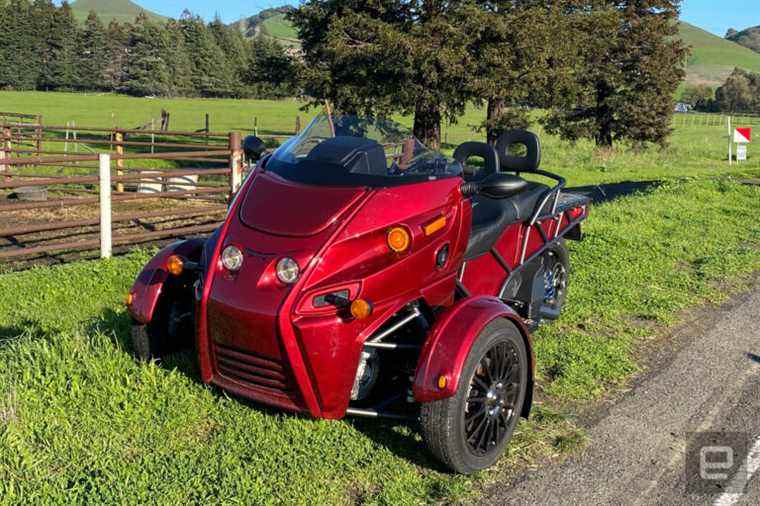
left=567, top=180, right=662, bottom=204
left=0, top=319, right=48, bottom=350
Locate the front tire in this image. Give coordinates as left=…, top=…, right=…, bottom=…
left=420, top=319, right=529, bottom=474
left=131, top=297, right=194, bottom=361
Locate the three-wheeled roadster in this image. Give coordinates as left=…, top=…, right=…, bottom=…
left=126, top=114, right=589, bottom=474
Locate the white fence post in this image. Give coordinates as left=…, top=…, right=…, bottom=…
left=99, top=153, right=112, bottom=259
left=728, top=116, right=733, bottom=166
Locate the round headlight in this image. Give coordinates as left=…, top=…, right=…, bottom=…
left=276, top=257, right=300, bottom=284
left=221, top=245, right=244, bottom=272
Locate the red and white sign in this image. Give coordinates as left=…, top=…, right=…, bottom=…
left=734, top=127, right=752, bottom=144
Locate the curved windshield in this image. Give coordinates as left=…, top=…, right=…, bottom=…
left=265, top=114, right=462, bottom=187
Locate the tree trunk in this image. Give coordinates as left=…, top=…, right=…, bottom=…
left=594, top=81, right=614, bottom=148
left=413, top=100, right=441, bottom=150
left=486, top=98, right=505, bottom=146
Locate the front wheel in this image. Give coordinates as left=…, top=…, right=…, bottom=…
left=132, top=297, right=194, bottom=361
left=420, top=319, right=529, bottom=474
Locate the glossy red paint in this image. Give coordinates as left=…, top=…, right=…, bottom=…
left=123, top=150, right=592, bottom=421
left=239, top=172, right=367, bottom=237
left=412, top=296, right=533, bottom=403
left=126, top=238, right=205, bottom=324
left=198, top=172, right=469, bottom=418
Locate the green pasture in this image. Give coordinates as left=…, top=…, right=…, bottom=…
left=1, top=90, right=760, bottom=503
left=2, top=90, right=760, bottom=186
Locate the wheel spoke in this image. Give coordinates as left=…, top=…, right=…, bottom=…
left=472, top=374, right=490, bottom=392
left=465, top=404, right=487, bottom=423
left=487, top=352, right=501, bottom=382
left=493, top=344, right=507, bottom=379
left=468, top=414, right=489, bottom=445
left=476, top=417, right=493, bottom=451
left=493, top=415, right=503, bottom=445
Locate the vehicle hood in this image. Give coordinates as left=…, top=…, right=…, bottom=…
left=238, top=172, right=368, bottom=237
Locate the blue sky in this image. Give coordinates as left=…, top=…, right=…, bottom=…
left=71, top=1, right=758, bottom=33
left=681, top=0, right=759, bottom=36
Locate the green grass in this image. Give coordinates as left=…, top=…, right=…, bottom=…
left=70, top=0, right=167, bottom=24
left=679, top=22, right=760, bottom=87
left=3, top=90, right=760, bottom=185
left=260, top=13, right=300, bottom=43
left=1, top=178, right=758, bottom=502
left=2, top=90, right=760, bottom=502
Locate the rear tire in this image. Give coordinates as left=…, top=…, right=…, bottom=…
left=420, top=319, right=529, bottom=474
left=540, top=240, right=569, bottom=320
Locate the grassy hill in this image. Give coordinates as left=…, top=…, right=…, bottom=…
left=727, top=26, right=760, bottom=54
left=230, top=7, right=300, bottom=48
left=70, top=0, right=168, bottom=25
left=679, top=22, right=760, bottom=87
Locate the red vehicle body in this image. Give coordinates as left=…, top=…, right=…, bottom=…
left=127, top=116, right=588, bottom=473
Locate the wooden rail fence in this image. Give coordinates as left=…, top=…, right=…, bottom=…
left=0, top=123, right=248, bottom=265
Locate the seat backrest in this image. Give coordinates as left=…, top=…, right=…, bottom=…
left=453, top=141, right=500, bottom=182
left=496, top=130, right=541, bottom=172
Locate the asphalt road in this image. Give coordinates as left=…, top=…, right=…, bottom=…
left=483, top=280, right=760, bottom=506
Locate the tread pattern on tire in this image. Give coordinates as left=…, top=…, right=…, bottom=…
left=420, top=318, right=528, bottom=474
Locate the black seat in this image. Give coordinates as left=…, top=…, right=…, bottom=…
left=465, top=182, right=550, bottom=260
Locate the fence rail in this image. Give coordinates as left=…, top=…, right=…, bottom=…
left=0, top=121, right=246, bottom=266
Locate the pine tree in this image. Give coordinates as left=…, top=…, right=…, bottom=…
left=124, top=13, right=173, bottom=96
left=180, top=11, right=234, bottom=97
left=103, top=20, right=129, bottom=91
left=290, top=1, right=478, bottom=148
left=247, top=38, right=301, bottom=98
left=36, top=0, right=80, bottom=90
left=209, top=17, right=248, bottom=96
left=164, top=19, right=195, bottom=96
left=78, top=11, right=109, bottom=91
left=544, top=0, right=688, bottom=148
left=0, top=0, right=39, bottom=90
left=467, top=1, right=579, bottom=144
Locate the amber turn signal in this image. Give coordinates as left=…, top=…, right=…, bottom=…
left=350, top=299, right=373, bottom=320
left=166, top=255, right=184, bottom=276
left=437, top=375, right=448, bottom=390
left=387, top=227, right=411, bottom=253
left=423, top=216, right=447, bottom=236
left=124, top=293, right=134, bottom=306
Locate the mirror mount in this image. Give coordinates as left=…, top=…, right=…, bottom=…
left=243, top=135, right=266, bottom=163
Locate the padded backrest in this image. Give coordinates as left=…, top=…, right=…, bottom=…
left=496, top=130, right=541, bottom=172
left=453, top=141, right=500, bottom=182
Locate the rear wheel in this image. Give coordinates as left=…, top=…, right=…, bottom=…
left=420, top=319, right=528, bottom=474
left=540, top=241, right=569, bottom=320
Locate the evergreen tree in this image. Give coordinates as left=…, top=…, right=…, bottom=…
left=180, top=11, right=234, bottom=97
left=715, top=68, right=758, bottom=113
left=544, top=0, right=688, bottom=148
left=209, top=17, right=249, bottom=96
left=124, top=13, right=173, bottom=96
left=0, top=0, right=39, bottom=90
left=103, top=20, right=129, bottom=92
left=290, top=0, right=478, bottom=148
left=247, top=38, right=301, bottom=98
left=467, top=1, right=579, bottom=144
left=43, top=1, right=80, bottom=90
left=78, top=11, right=109, bottom=90
left=164, top=19, right=195, bottom=96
